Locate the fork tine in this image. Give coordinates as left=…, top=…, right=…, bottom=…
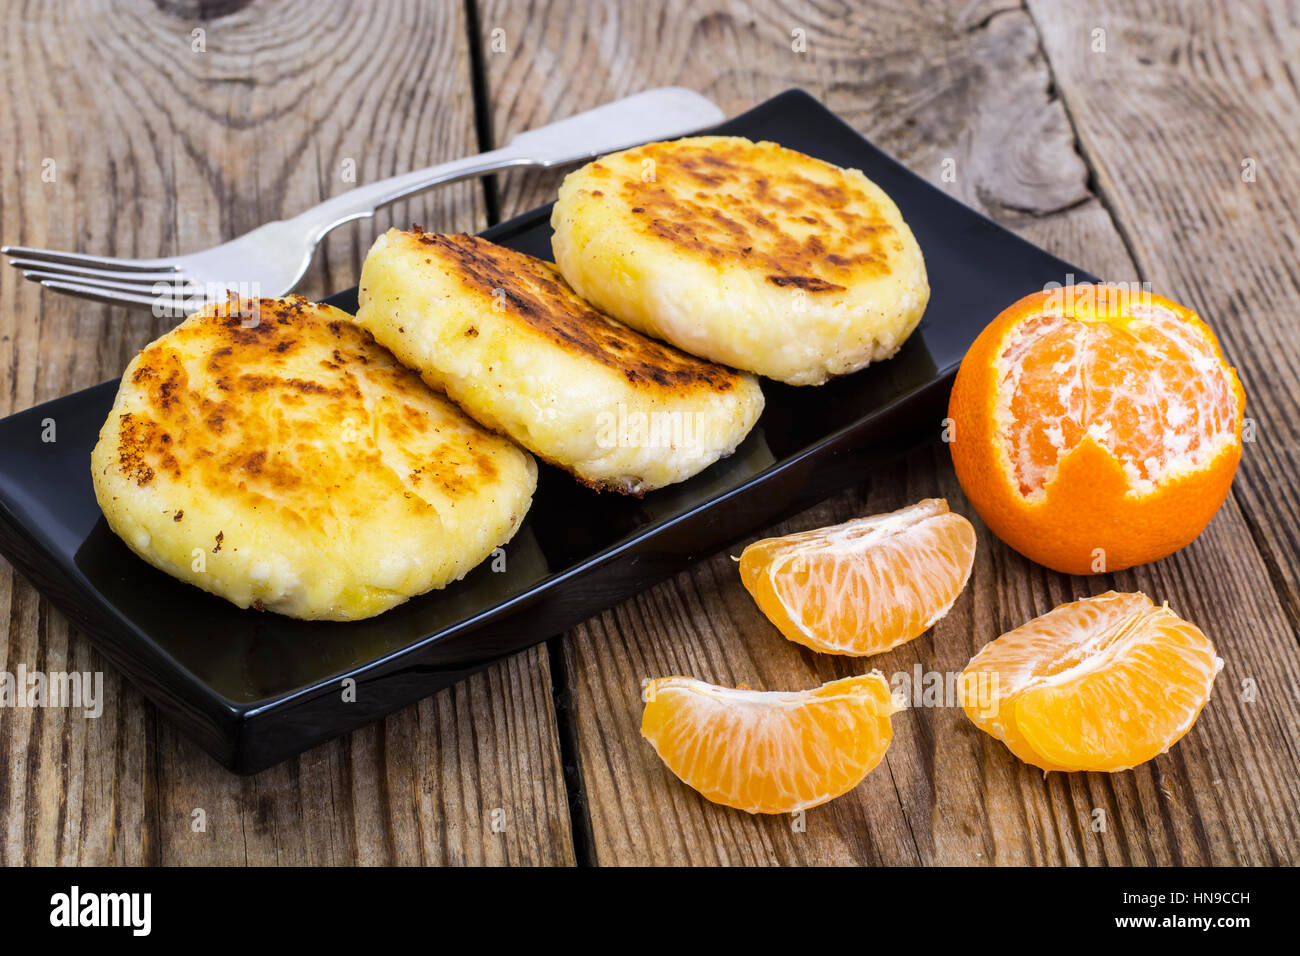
left=1, top=245, right=176, bottom=272
left=7, top=258, right=182, bottom=283
left=36, top=278, right=209, bottom=313
left=22, top=270, right=195, bottom=297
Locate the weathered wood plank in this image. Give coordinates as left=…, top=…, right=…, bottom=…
left=478, top=0, right=1300, bottom=864
left=0, top=0, right=572, bottom=865
left=1026, top=0, right=1300, bottom=676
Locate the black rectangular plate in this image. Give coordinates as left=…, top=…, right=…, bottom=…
left=0, top=90, right=1093, bottom=773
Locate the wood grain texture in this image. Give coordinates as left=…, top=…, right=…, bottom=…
left=477, top=0, right=1300, bottom=864
left=1026, top=0, right=1300, bottom=692
left=0, top=0, right=572, bottom=865
left=3, top=0, right=1298, bottom=868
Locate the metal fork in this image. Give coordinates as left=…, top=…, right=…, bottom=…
left=3, top=88, right=724, bottom=313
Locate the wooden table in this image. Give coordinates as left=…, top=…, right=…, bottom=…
left=2, top=0, right=1297, bottom=866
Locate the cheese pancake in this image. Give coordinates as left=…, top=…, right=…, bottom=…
left=91, top=296, right=536, bottom=621
left=550, top=136, right=930, bottom=386
left=355, top=229, right=764, bottom=495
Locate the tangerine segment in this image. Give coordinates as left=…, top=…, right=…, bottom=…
left=640, top=673, right=901, bottom=814
left=738, top=499, right=976, bottom=656
left=959, top=591, right=1151, bottom=771
left=948, top=286, right=1245, bottom=574
left=959, top=592, right=1222, bottom=772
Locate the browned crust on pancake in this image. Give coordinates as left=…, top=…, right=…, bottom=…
left=113, top=296, right=503, bottom=517
left=409, top=231, right=745, bottom=391
left=584, top=138, right=903, bottom=292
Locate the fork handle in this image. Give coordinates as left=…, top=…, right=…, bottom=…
left=287, top=147, right=538, bottom=244
left=285, top=88, right=727, bottom=246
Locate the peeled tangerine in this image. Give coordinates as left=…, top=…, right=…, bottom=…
left=640, top=673, right=902, bottom=814
left=958, top=591, right=1222, bottom=772
left=947, top=285, right=1245, bottom=574
left=738, top=499, right=976, bottom=656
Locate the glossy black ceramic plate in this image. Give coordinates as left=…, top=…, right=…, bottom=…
left=0, top=90, right=1093, bottom=773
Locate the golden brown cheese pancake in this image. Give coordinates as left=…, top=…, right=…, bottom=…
left=550, top=135, right=930, bottom=386
left=355, top=229, right=764, bottom=494
left=91, top=296, right=536, bottom=621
